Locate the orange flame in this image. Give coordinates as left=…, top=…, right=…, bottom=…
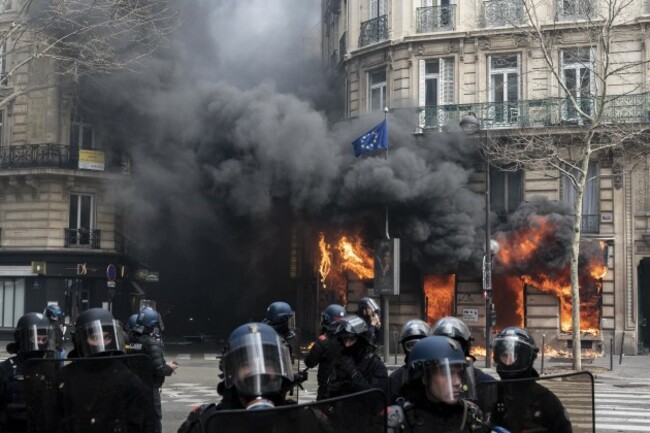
left=317, top=231, right=374, bottom=305
left=423, top=275, right=455, bottom=325
left=494, top=215, right=606, bottom=335
left=470, top=345, right=486, bottom=358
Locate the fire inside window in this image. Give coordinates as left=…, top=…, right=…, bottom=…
left=423, top=274, right=455, bottom=325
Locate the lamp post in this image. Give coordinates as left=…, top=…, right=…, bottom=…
left=460, top=112, right=496, bottom=368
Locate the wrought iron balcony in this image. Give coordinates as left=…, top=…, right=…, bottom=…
left=0, top=143, right=128, bottom=173
left=359, top=15, right=388, bottom=48
left=64, top=228, right=101, bottom=249
left=416, top=5, right=456, bottom=33
left=556, top=0, right=595, bottom=21
left=482, top=0, right=525, bottom=27
left=417, top=93, right=650, bottom=131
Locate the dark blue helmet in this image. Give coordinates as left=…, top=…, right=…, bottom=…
left=74, top=308, right=126, bottom=357
left=45, top=304, right=64, bottom=321
left=263, top=302, right=295, bottom=340
left=321, top=304, right=346, bottom=329
left=126, top=313, right=142, bottom=334
left=15, top=312, right=56, bottom=354
left=136, top=307, right=163, bottom=333
left=222, top=323, right=294, bottom=401
left=493, top=327, right=538, bottom=379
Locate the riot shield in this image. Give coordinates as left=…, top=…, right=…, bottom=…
left=201, top=388, right=387, bottom=433
left=22, top=353, right=157, bottom=433
left=477, top=371, right=595, bottom=433
left=0, top=357, right=60, bottom=433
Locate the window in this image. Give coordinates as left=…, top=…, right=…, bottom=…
left=556, top=0, right=593, bottom=19
left=484, top=0, right=524, bottom=27
left=368, top=69, right=387, bottom=113
left=0, top=279, right=24, bottom=327
left=418, top=58, right=454, bottom=129
left=491, top=168, right=523, bottom=216
left=418, top=0, right=453, bottom=31
left=561, top=161, right=599, bottom=233
left=369, top=0, right=387, bottom=18
left=489, top=54, right=520, bottom=125
left=69, top=194, right=94, bottom=245
left=562, top=47, right=593, bottom=121
left=69, top=114, right=94, bottom=150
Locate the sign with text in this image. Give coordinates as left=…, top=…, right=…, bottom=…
left=78, top=149, right=105, bottom=171
left=373, top=238, right=400, bottom=296
left=462, top=308, right=479, bottom=323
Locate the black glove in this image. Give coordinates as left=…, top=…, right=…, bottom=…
left=294, top=370, right=308, bottom=384
left=337, top=356, right=357, bottom=378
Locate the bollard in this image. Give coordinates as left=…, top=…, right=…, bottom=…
left=619, top=332, right=625, bottom=365
left=610, top=338, right=614, bottom=371
left=541, top=334, right=546, bottom=374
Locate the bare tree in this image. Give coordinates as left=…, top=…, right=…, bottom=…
left=0, top=0, right=178, bottom=108
left=481, top=0, right=650, bottom=370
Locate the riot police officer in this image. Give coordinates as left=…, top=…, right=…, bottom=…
left=357, top=297, right=381, bottom=345
left=177, top=322, right=296, bottom=433
left=386, top=336, right=488, bottom=433
left=326, top=314, right=387, bottom=399
left=304, top=304, right=346, bottom=400
left=432, top=316, right=495, bottom=398
left=44, top=304, right=66, bottom=360
left=491, top=327, right=572, bottom=433
left=131, top=306, right=177, bottom=433
left=387, top=319, right=430, bottom=404
left=59, top=307, right=153, bottom=432
left=0, top=312, right=58, bottom=432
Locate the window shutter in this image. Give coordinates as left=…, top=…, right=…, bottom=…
left=439, top=58, right=454, bottom=104
left=418, top=60, right=426, bottom=129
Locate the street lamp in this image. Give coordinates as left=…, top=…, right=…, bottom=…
left=460, top=112, right=496, bottom=368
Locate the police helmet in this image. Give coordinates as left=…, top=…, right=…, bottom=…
left=399, top=319, right=431, bottom=354
left=44, top=304, right=64, bottom=321
left=136, top=307, right=163, bottom=333
left=431, top=316, right=474, bottom=356
left=126, top=313, right=142, bottom=334
left=493, top=327, right=539, bottom=379
left=74, top=308, right=126, bottom=357
left=222, top=322, right=294, bottom=399
left=357, top=297, right=380, bottom=319
left=404, top=336, right=469, bottom=404
left=263, top=301, right=296, bottom=340
left=14, top=312, right=57, bottom=354
left=321, top=304, right=346, bottom=330
left=332, top=314, right=370, bottom=345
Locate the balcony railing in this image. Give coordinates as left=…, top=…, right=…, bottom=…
left=0, top=143, right=128, bottom=172
left=482, top=0, right=525, bottom=27
left=556, top=0, right=595, bottom=21
left=64, top=228, right=101, bottom=249
left=416, top=93, right=650, bottom=131
left=359, top=14, right=388, bottom=48
left=416, top=5, right=456, bottom=32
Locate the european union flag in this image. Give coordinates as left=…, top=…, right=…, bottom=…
left=351, top=120, right=388, bottom=157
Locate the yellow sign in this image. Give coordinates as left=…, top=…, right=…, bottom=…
left=78, top=149, right=105, bottom=171
left=31, top=261, right=46, bottom=275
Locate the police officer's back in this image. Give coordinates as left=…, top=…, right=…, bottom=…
left=304, top=304, right=346, bottom=400
left=388, top=319, right=430, bottom=404
left=386, top=336, right=488, bottom=433
left=0, top=312, right=58, bottom=433
left=58, top=308, right=152, bottom=433
left=491, top=327, right=572, bottom=433
left=263, top=301, right=296, bottom=362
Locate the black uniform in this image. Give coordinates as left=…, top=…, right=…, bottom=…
left=0, top=354, right=58, bottom=433
left=58, top=357, right=151, bottom=433
left=493, top=369, right=572, bottom=433
left=326, top=347, right=387, bottom=398
left=304, top=333, right=341, bottom=400
left=388, top=396, right=487, bottom=433
left=130, top=333, right=174, bottom=433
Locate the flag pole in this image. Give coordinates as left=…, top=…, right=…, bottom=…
left=382, top=106, right=390, bottom=363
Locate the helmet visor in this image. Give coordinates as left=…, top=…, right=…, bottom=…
left=19, top=325, right=56, bottom=353
left=223, top=332, right=293, bottom=396
left=493, top=336, right=535, bottom=373
left=422, top=359, right=467, bottom=404
left=77, top=319, right=125, bottom=356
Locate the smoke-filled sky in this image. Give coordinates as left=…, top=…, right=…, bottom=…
left=81, top=0, right=508, bottom=334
